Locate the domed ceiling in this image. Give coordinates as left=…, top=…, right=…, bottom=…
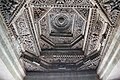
left=0, top=0, right=119, bottom=71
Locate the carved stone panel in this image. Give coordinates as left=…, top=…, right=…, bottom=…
left=39, top=8, right=86, bottom=47
left=0, top=0, right=112, bottom=72
left=0, top=0, right=24, bottom=23
left=21, top=4, right=103, bottom=71
left=31, top=0, right=93, bottom=7
left=14, top=10, right=36, bottom=53
left=100, top=0, right=120, bottom=24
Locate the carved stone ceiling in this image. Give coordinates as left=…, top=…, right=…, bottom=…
left=0, top=0, right=118, bottom=71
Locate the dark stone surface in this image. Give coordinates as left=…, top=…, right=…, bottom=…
left=24, top=70, right=99, bottom=80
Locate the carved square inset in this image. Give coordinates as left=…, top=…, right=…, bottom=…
left=48, top=13, right=74, bottom=37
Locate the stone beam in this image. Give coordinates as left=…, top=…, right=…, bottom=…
left=24, top=4, right=41, bottom=56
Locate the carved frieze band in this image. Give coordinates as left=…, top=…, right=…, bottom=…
left=14, top=9, right=37, bottom=55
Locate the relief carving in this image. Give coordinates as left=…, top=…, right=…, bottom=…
left=15, top=10, right=36, bottom=53
left=1, top=0, right=111, bottom=71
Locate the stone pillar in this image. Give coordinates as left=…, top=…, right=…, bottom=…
left=0, top=14, right=25, bottom=80
left=97, top=19, right=120, bottom=80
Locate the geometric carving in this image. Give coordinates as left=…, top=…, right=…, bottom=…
left=40, top=8, right=86, bottom=44
left=15, top=10, right=36, bottom=53
left=31, top=0, right=93, bottom=7
left=15, top=6, right=102, bottom=71
left=39, top=8, right=86, bottom=55
left=75, top=8, right=89, bottom=20
left=87, top=20, right=103, bottom=54
left=51, top=14, right=72, bottom=31
left=16, top=5, right=104, bottom=71
left=33, top=6, right=89, bottom=70
left=24, top=60, right=46, bottom=71
left=0, top=0, right=111, bottom=72
left=55, top=0, right=66, bottom=4
left=49, top=13, right=74, bottom=37
left=84, top=9, right=103, bottom=55
left=101, top=0, right=120, bottom=24
left=32, top=0, right=47, bottom=5
left=0, top=0, right=24, bottom=23
left=78, top=56, right=100, bottom=70
left=7, top=24, right=18, bottom=41
left=104, top=0, right=120, bottom=12
left=33, top=7, right=50, bottom=21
